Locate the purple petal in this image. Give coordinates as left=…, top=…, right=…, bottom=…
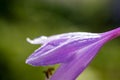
left=50, top=42, right=103, bottom=80
left=26, top=27, right=120, bottom=80
left=26, top=32, right=100, bottom=66
left=50, top=27, right=120, bottom=80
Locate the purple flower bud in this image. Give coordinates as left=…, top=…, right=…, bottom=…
left=26, top=27, right=120, bottom=80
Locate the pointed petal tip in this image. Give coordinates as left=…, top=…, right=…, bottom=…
left=26, top=37, right=34, bottom=44
left=25, top=56, right=48, bottom=66
left=25, top=58, right=36, bottom=66
left=25, top=59, right=29, bottom=64
left=25, top=58, right=31, bottom=65
left=26, top=37, right=42, bottom=44
left=26, top=36, right=48, bottom=44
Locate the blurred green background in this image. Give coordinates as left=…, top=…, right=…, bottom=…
left=0, top=0, right=120, bottom=80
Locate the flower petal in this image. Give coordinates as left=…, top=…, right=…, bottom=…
left=50, top=43, right=102, bottom=80
left=27, top=36, right=48, bottom=44
left=26, top=27, right=120, bottom=80
left=27, top=32, right=100, bottom=44
left=26, top=33, right=101, bottom=66
left=50, top=27, right=120, bottom=80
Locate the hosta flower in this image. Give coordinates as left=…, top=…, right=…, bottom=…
left=26, top=27, right=120, bottom=80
